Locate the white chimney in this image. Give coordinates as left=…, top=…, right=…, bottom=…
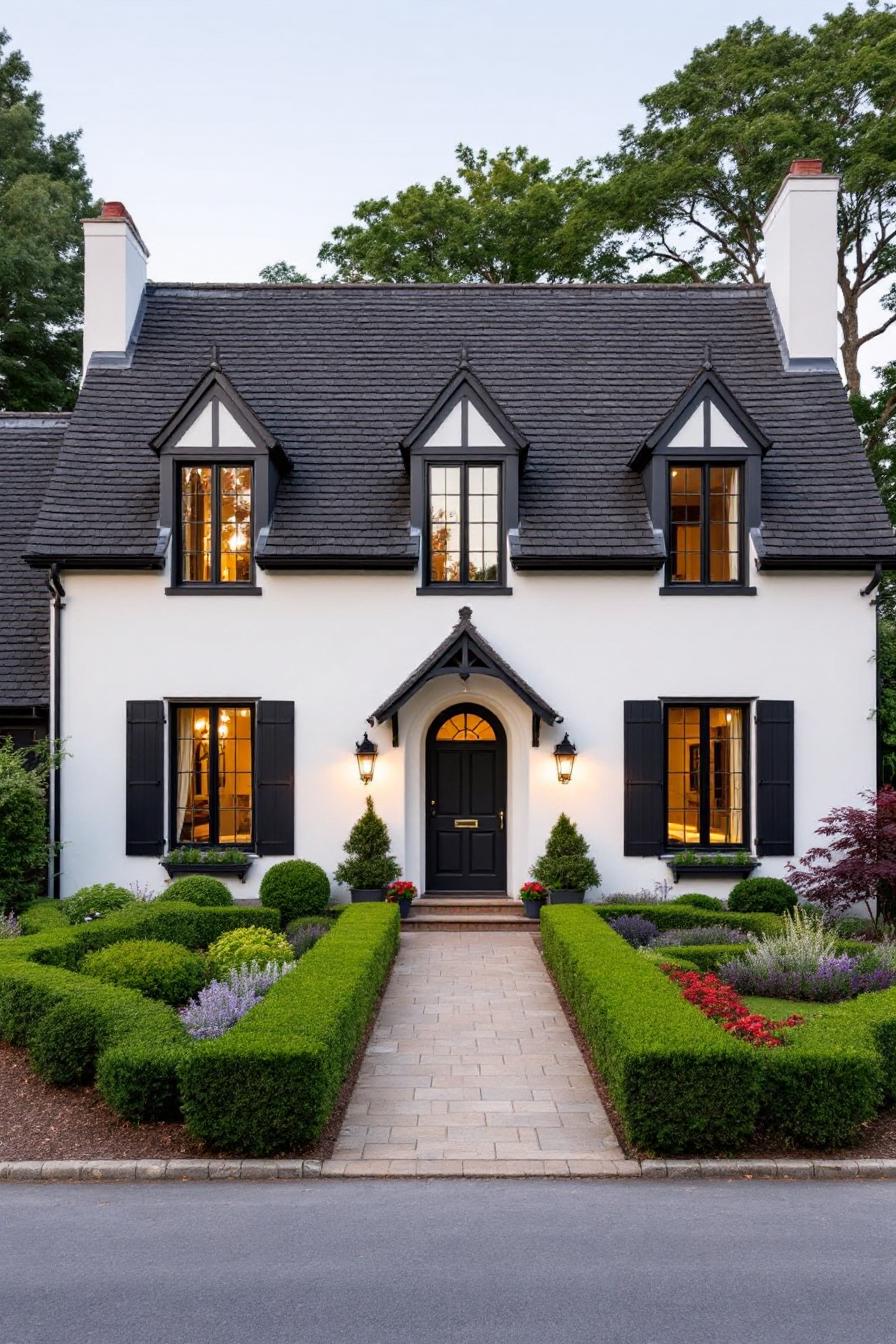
left=763, top=159, right=840, bottom=365
left=82, top=201, right=149, bottom=379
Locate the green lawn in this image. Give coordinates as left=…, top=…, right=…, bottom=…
left=742, top=995, right=833, bottom=1021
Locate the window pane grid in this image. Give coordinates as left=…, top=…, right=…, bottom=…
left=428, top=464, right=501, bottom=586
left=669, top=463, right=742, bottom=586
left=179, top=464, right=253, bottom=585
left=175, top=703, right=253, bottom=846
left=666, top=704, right=745, bottom=848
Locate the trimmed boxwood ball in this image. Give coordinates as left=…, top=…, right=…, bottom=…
left=81, top=939, right=207, bottom=1006
left=728, top=877, right=798, bottom=915
left=259, top=860, right=330, bottom=923
left=206, top=926, right=294, bottom=980
left=672, top=893, right=725, bottom=911
left=160, top=875, right=233, bottom=907
left=63, top=884, right=135, bottom=925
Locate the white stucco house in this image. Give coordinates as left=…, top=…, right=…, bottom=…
left=3, top=158, right=894, bottom=903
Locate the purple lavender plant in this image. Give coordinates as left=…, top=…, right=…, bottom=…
left=719, top=953, right=896, bottom=1003
left=179, top=959, right=295, bottom=1040
left=0, top=911, right=21, bottom=938
left=608, top=915, right=658, bottom=948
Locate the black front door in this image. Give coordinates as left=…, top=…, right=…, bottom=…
left=425, top=704, right=507, bottom=893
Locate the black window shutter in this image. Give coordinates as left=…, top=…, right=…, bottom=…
left=756, top=700, right=794, bottom=856
left=255, top=701, right=295, bottom=856
left=125, top=701, right=165, bottom=856
left=624, top=701, right=665, bottom=856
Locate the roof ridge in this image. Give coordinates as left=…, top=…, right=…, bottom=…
left=145, top=281, right=770, bottom=293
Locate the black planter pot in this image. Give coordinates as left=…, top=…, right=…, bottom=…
left=397, top=898, right=413, bottom=918
left=523, top=899, right=546, bottom=920
left=351, top=888, right=386, bottom=902
left=668, top=861, right=759, bottom=883
left=548, top=889, right=585, bottom=905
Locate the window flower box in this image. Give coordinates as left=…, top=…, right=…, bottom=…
left=665, top=850, right=759, bottom=883
left=160, top=848, right=254, bottom=882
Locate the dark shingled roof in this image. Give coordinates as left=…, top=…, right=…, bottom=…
left=26, top=283, right=896, bottom=568
left=1, top=414, right=67, bottom=705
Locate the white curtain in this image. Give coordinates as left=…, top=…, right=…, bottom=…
left=175, top=715, right=194, bottom=843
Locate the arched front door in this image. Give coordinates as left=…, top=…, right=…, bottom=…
left=425, top=704, right=507, bottom=893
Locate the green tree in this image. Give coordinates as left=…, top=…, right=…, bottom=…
left=333, top=796, right=401, bottom=890
left=600, top=3, right=896, bottom=403
left=0, top=738, right=57, bottom=911
left=258, top=261, right=311, bottom=283
left=312, top=144, right=626, bottom=284
left=0, top=29, right=95, bottom=410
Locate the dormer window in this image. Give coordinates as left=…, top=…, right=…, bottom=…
left=630, top=361, right=770, bottom=596
left=179, top=464, right=253, bottom=585
left=669, top=463, right=742, bottom=586
left=402, top=357, right=528, bottom=595
left=151, top=360, right=291, bottom=595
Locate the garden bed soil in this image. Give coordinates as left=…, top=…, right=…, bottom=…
left=537, top=939, right=896, bottom=1164
left=0, top=958, right=394, bottom=1163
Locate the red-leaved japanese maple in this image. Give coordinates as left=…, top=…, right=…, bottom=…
left=787, top=788, right=896, bottom=926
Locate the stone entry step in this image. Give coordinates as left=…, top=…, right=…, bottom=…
left=405, top=900, right=535, bottom=932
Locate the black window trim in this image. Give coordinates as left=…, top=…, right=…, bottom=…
left=168, top=699, right=256, bottom=850
left=424, top=459, right=506, bottom=592
left=666, top=460, right=747, bottom=591
left=663, top=698, right=752, bottom=852
left=172, top=461, right=257, bottom=593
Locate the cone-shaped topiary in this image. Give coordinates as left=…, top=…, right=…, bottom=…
left=530, top=813, right=600, bottom=893
left=333, top=796, right=401, bottom=890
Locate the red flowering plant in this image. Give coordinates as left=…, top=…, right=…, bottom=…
left=519, top=882, right=548, bottom=903
left=385, top=880, right=417, bottom=903
left=663, top=966, right=804, bottom=1048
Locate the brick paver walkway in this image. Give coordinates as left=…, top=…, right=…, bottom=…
left=329, top=932, right=625, bottom=1176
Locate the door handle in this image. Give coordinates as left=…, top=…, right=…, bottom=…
left=498, top=810, right=505, bottom=831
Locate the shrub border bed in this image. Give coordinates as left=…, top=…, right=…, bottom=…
left=0, top=901, right=399, bottom=1152
left=541, top=905, right=895, bottom=1153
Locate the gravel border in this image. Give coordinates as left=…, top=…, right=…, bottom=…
left=3, top=1157, right=896, bottom=1181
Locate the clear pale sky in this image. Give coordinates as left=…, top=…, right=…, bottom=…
left=6, top=0, right=894, bottom=372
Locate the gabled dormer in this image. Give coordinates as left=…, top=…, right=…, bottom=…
left=630, top=360, right=770, bottom=595
left=401, top=353, right=527, bottom=595
left=151, top=359, right=291, bottom=594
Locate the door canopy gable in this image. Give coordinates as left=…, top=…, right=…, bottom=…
left=369, top=606, right=561, bottom=746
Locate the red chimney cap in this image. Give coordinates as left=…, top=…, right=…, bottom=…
left=88, top=201, right=149, bottom=256
left=789, top=159, right=824, bottom=176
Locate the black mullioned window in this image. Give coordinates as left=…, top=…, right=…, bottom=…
left=427, top=463, right=501, bottom=586
left=668, top=463, right=742, bottom=586
left=178, top=464, right=253, bottom=586
left=172, top=704, right=254, bottom=847
left=666, top=703, right=747, bottom=848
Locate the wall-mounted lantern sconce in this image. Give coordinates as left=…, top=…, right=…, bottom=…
left=355, top=731, right=378, bottom=786
left=553, top=732, right=577, bottom=784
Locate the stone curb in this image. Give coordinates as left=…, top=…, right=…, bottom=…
left=2, top=1157, right=896, bottom=1182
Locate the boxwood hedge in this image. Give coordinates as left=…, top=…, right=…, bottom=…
left=594, top=903, right=782, bottom=937
left=542, top=906, right=760, bottom=1153
left=541, top=905, right=895, bottom=1154
left=178, top=903, right=399, bottom=1155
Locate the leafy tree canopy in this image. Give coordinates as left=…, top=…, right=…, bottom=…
left=258, top=260, right=311, bottom=283
left=599, top=2, right=896, bottom=397
left=0, top=29, right=95, bottom=410
left=314, top=144, right=626, bottom=284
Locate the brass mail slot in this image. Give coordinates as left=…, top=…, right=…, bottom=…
left=454, top=818, right=479, bottom=829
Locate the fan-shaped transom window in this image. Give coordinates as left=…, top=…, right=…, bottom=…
left=435, top=712, right=497, bottom=741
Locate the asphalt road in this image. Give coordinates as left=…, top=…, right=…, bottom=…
left=1, top=1179, right=894, bottom=1344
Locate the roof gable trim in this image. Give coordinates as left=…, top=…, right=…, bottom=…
left=630, top=365, right=772, bottom=470
left=150, top=364, right=291, bottom=473
left=400, top=361, right=529, bottom=466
